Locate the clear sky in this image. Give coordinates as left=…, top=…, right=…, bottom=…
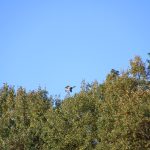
left=0, top=0, right=150, bottom=98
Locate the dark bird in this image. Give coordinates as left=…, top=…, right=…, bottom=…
left=65, top=86, right=76, bottom=92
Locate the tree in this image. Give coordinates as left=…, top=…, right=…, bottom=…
left=0, top=54, right=149, bottom=149
left=130, top=56, right=146, bottom=80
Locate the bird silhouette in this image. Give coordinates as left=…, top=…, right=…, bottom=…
left=65, top=86, right=76, bottom=92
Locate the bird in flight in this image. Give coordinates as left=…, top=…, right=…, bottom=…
left=65, top=86, right=76, bottom=92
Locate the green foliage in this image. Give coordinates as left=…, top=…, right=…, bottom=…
left=0, top=55, right=150, bottom=149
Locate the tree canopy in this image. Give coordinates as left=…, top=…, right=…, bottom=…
left=0, top=55, right=150, bottom=149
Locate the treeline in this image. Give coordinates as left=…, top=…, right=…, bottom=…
left=0, top=55, right=150, bottom=150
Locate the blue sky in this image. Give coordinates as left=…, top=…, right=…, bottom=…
left=0, top=0, right=150, bottom=98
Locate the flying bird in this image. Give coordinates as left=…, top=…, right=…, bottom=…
left=65, top=86, right=76, bottom=92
